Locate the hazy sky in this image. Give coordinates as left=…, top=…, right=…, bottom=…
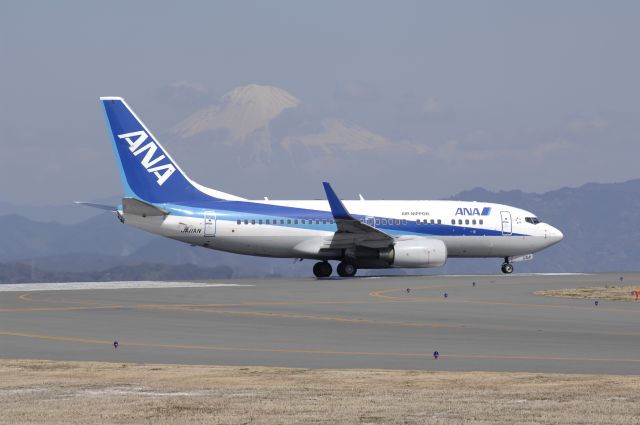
left=1, top=1, right=639, bottom=205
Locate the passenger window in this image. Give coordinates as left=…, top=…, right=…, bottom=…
left=451, top=219, right=455, bottom=225
left=294, top=219, right=299, bottom=224
left=437, top=219, right=441, bottom=224
left=251, top=219, right=256, bottom=225
left=266, top=219, right=270, bottom=225
left=402, top=219, right=407, bottom=225
left=458, top=219, right=463, bottom=225
left=301, top=219, right=305, bottom=224
left=383, top=219, right=387, bottom=225
left=375, top=219, right=380, bottom=225
left=280, top=219, right=284, bottom=224
left=322, top=219, right=327, bottom=224
left=237, top=220, right=241, bottom=225
left=244, top=219, right=249, bottom=225
left=258, top=219, right=262, bottom=225
left=330, top=219, right=334, bottom=224
left=316, top=219, right=320, bottom=225
left=479, top=219, right=483, bottom=225
left=287, top=219, right=291, bottom=224
left=472, top=219, right=476, bottom=225
left=465, top=219, right=469, bottom=225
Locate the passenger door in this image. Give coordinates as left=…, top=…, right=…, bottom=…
left=500, top=211, right=512, bottom=236
left=204, top=211, right=216, bottom=237
left=500, top=211, right=513, bottom=236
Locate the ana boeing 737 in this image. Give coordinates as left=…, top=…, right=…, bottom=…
left=82, top=97, right=563, bottom=278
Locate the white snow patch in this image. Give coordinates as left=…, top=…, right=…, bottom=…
left=79, top=387, right=212, bottom=397
left=0, top=388, right=48, bottom=395
left=0, top=281, right=253, bottom=292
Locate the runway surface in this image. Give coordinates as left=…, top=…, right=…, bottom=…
left=1, top=272, right=639, bottom=373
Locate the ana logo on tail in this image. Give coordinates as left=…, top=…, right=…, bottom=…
left=118, top=131, right=176, bottom=186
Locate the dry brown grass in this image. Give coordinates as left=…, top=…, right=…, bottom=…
left=535, top=285, right=640, bottom=302
left=0, top=360, right=639, bottom=424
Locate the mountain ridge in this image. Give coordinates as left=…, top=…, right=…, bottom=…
left=1, top=178, right=638, bottom=281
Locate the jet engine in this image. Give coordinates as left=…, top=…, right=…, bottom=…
left=379, top=238, right=448, bottom=268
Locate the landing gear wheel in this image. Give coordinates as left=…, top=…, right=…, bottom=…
left=337, top=261, right=357, bottom=277
left=501, top=262, right=514, bottom=274
left=313, top=261, right=332, bottom=278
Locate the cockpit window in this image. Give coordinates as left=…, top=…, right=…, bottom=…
left=525, top=217, right=540, bottom=225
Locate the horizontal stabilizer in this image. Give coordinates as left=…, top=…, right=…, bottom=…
left=74, top=201, right=117, bottom=211
left=123, top=197, right=169, bottom=217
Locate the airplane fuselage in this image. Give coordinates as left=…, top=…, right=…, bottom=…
left=122, top=199, right=562, bottom=263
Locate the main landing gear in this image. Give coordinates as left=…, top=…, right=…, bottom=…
left=501, top=258, right=514, bottom=274
left=312, top=261, right=358, bottom=278
left=337, top=261, right=357, bottom=278
left=313, top=261, right=332, bottom=278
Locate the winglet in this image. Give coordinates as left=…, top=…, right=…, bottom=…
left=322, top=182, right=353, bottom=220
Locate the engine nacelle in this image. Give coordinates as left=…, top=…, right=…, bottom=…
left=381, top=238, right=448, bottom=268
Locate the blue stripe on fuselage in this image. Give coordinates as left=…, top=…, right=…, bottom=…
left=158, top=201, right=528, bottom=238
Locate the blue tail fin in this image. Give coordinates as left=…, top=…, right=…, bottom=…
left=101, top=97, right=242, bottom=203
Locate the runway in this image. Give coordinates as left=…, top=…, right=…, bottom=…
left=1, top=273, right=639, bottom=373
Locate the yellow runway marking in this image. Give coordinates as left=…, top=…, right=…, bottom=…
left=5, top=297, right=640, bottom=337
left=149, top=305, right=465, bottom=330
left=369, top=287, right=640, bottom=314
left=5, top=287, right=639, bottom=335
left=2, top=330, right=640, bottom=364
left=18, top=292, right=119, bottom=306
left=18, top=291, right=387, bottom=308
left=2, top=301, right=467, bottom=330
left=0, top=305, right=127, bottom=313
left=6, top=294, right=465, bottom=330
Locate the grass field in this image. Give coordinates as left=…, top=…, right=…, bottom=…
left=1, top=360, right=639, bottom=424
left=534, top=285, right=640, bottom=302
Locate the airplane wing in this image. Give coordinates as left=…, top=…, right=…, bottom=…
left=322, top=182, right=394, bottom=249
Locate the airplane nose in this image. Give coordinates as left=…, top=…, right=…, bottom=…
left=547, top=225, right=563, bottom=244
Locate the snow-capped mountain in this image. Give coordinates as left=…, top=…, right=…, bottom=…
left=281, top=118, right=391, bottom=154
left=171, top=83, right=424, bottom=163
left=173, top=84, right=300, bottom=142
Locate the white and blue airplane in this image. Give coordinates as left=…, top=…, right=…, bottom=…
left=83, top=97, right=563, bottom=278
